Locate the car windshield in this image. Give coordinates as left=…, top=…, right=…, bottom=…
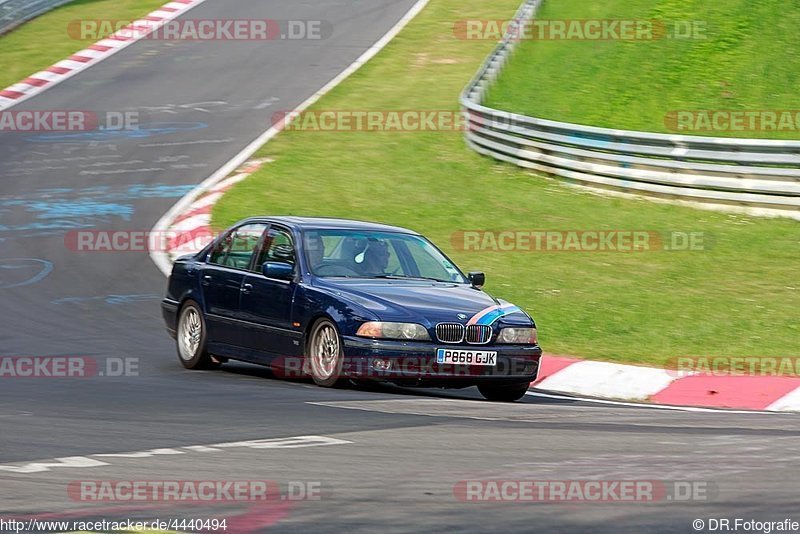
left=304, top=229, right=467, bottom=283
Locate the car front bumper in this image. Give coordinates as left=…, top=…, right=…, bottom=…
left=161, top=298, right=179, bottom=339
left=339, top=336, right=542, bottom=386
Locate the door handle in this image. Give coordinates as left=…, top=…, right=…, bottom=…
left=241, top=283, right=253, bottom=294
left=202, top=275, right=212, bottom=286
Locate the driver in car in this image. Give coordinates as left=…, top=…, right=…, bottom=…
left=359, top=238, right=390, bottom=276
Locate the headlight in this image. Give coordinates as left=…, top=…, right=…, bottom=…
left=356, top=322, right=430, bottom=341
left=497, top=327, right=537, bottom=344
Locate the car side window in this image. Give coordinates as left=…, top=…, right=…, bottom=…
left=208, top=223, right=267, bottom=270
left=254, top=227, right=295, bottom=273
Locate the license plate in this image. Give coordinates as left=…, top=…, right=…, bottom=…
left=436, top=348, right=497, bottom=366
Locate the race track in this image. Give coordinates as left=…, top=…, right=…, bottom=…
left=0, top=1, right=798, bottom=532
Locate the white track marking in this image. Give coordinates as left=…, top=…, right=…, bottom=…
left=0, top=456, right=109, bottom=474
left=766, top=385, right=800, bottom=411
left=0, top=435, right=351, bottom=475
left=527, top=390, right=794, bottom=415
left=534, top=360, right=677, bottom=401
left=94, top=448, right=186, bottom=458
left=214, top=435, right=352, bottom=449
left=181, top=445, right=222, bottom=452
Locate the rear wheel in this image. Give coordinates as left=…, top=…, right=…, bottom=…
left=477, top=381, right=530, bottom=402
left=176, top=300, right=219, bottom=370
left=307, top=318, right=346, bottom=387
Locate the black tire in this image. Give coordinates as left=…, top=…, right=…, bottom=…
left=477, top=381, right=530, bottom=402
left=175, top=300, right=219, bottom=370
left=306, top=318, right=346, bottom=387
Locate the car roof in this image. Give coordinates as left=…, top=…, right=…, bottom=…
left=241, top=216, right=419, bottom=235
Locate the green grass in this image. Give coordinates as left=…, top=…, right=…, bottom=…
left=486, top=0, right=800, bottom=139
left=0, top=0, right=166, bottom=90
left=212, top=0, right=800, bottom=366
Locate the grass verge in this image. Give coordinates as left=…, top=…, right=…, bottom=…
left=0, top=0, right=166, bottom=90
left=212, top=0, right=799, bottom=366
left=485, top=0, right=800, bottom=139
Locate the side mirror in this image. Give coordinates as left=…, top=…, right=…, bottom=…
left=262, top=261, right=295, bottom=281
left=468, top=271, right=485, bottom=288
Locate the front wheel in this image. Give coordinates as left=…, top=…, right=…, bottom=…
left=176, top=300, right=219, bottom=370
left=478, top=381, right=530, bottom=402
left=307, top=318, right=346, bottom=387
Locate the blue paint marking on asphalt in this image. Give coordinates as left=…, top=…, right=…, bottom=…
left=51, top=293, right=161, bottom=305
left=124, top=184, right=196, bottom=198
left=0, top=220, right=97, bottom=232
left=0, top=184, right=195, bottom=235
left=0, top=258, right=54, bottom=289
left=23, top=201, right=135, bottom=221
left=23, top=122, right=208, bottom=143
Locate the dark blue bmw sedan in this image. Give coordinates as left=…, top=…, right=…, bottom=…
left=161, top=217, right=542, bottom=401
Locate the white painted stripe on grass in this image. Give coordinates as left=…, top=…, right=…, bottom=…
left=765, top=386, right=800, bottom=412
left=149, top=0, right=432, bottom=275
left=535, top=360, right=676, bottom=401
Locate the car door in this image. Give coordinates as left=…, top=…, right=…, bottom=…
left=239, top=224, right=301, bottom=358
left=201, top=222, right=267, bottom=348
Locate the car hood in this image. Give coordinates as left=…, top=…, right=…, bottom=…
left=313, top=278, right=532, bottom=326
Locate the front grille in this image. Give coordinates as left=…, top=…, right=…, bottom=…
left=436, top=323, right=493, bottom=344
left=436, top=323, right=464, bottom=343
left=465, top=324, right=492, bottom=344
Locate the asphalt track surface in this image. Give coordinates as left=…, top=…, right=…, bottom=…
left=0, top=1, right=798, bottom=532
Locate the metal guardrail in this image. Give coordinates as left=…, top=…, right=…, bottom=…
left=461, top=0, right=800, bottom=215
left=0, top=0, right=75, bottom=35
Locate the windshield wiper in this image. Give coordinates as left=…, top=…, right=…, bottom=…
left=372, top=274, right=449, bottom=282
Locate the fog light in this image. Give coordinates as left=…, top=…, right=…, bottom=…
left=372, top=358, right=392, bottom=371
